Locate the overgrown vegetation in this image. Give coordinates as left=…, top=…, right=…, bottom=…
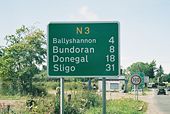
left=0, top=91, right=102, bottom=114
left=85, top=98, right=147, bottom=114
left=0, top=25, right=46, bottom=96
left=0, top=95, right=55, bottom=114
left=55, top=91, right=102, bottom=114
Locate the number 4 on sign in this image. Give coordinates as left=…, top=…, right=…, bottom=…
left=109, top=36, right=114, bottom=44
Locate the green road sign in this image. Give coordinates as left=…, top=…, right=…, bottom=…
left=138, top=72, right=145, bottom=88
left=48, top=22, right=119, bottom=77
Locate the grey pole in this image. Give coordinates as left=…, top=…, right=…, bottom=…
left=134, top=85, right=136, bottom=100
left=102, top=77, right=106, bottom=114
left=137, top=85, right=138, bottom=100
left=60, top=78, right=64, bottom=114
left=88, top=78, right=91, bottom=90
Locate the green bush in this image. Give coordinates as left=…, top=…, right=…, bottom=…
left=54, top=91, right=101, bottom=114
left=54, top=95, right=80, bottom=114
left=24, top=96, right=55, bottom=113
left=0, top=82, right=16, bottom=95
left=45, top=81, right=59, bottom=90
left=31, top=83, right=47, bottom=96
left=64, top=102, right=80, bottom=114
left=54, top=95, right=60, bottom=114
left=81, top=91, right=101, bottom=109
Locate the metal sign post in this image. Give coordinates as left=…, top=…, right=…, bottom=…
left=136, top=85, right=139, bottom=100
left=131, top=74, right=141, bottom=100
left=134, top=85, right=139, bottom=100
left=134, top=85, right=136, bottom=100
left=102, top=77, right=106, bottom=114
left=60, top=78, right=64, bottom=114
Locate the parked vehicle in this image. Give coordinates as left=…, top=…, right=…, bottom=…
left=167, top=86, right=170, bottom=91
left=148, top=83, right=154, bottom=88
left=157, top=88, right=166, bottom=95
left=148, top=83, right=157, bottom=88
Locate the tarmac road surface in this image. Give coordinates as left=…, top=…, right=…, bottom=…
left=154, top=89, right=170, bottom=114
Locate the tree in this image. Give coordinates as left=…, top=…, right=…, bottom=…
left=127, top=62, right=147, bottom=74
left=162, top=74, right=170, bottom=82
left=146, top=60, right=156, bottom=78
left=156, top=65, right=164, bottom=77
left=0, top=25, right=46, bottom=95
left=127, top=60, right=156, bottom=78
left=156, top=65, right=164, bottom=83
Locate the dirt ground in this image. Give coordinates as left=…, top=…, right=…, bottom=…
left=0, top=100, right=25, bottom=112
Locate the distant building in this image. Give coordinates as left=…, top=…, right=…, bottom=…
left=98, top=76, right=126, bottom=92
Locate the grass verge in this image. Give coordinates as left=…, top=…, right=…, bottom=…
left=85, top=98, right=147, bottom=114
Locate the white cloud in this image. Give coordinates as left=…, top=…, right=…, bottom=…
left=70, top=6, right=99, bottom=21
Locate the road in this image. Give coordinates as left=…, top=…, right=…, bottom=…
left=154, top=89, right=170, bottom=114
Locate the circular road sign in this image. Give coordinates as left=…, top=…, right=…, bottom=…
left=131, top=74, right=141, bottom=85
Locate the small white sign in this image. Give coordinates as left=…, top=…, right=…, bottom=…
left=144, top=76, right=149, bottom=83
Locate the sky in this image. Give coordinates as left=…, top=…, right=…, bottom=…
left=0, top=0, right=170, bottom=73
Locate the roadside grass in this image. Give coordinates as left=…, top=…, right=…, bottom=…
left=65, top=81, right=83, bottom=90
left=45, top=81, right=59, bottom=90
left=85, top=98, right=147, bottom=114
left=142, top=87, right=151, bottom=95
left=143, top=87, right=151, bottom=92
left=0, top=94, right=27, bottom=100
left=46, top=81, right=84, bottom=91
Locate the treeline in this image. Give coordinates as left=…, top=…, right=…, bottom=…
left=0, top=25, right=170, bottom=96
left=126, top=61, right=170, bottom=83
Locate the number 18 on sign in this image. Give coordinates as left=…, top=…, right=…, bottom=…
left=48, top=22, right=119, bottom=77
